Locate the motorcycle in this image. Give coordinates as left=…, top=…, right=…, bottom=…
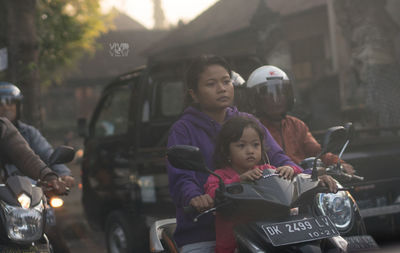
left=299, top=123, right=378, bottom=251
left=0, top=145, right=75, bottom=253
left=150, top=125, right=378, bottom=252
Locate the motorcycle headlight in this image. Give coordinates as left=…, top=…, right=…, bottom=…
left=0, top=200, right=44, bottom=243
left=17, top=193, right=31, bottom=209
left=316, top=187, right=353, bottom=231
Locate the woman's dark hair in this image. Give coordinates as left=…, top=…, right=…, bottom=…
left=184, top=54, right=232, bottom=107
left=214, top=116, right=267, bottom=169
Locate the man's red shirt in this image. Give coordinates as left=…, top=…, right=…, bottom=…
left=261, top=115, right=340, bottom=165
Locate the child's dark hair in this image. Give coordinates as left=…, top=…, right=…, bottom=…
left=214, top=116, right=267, bottom=169
left=184, top=55, right=232, bottom=107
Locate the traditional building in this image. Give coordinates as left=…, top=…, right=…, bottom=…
left=144, top=0, right=400, bottom=129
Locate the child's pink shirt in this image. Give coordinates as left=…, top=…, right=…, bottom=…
left=204, top=163, right=301, bottom=253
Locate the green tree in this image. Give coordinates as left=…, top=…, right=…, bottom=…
left=36, top=0, right=110, bottom=86
left=2, top=0, right=109, bottom=126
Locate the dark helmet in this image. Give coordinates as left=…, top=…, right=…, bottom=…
left=246, top=65, right=294, bottom=120
left=0, top=82, right=23, bottom=120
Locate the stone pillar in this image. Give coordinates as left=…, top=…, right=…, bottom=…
left=334, top=0, right=400, bottom=126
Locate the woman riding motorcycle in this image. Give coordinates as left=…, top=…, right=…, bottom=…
left=166, top=55, right=337, bottom=253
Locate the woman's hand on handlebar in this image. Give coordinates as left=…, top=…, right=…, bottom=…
left=318, top=175, right=338, bottom=193
left=189, top=194, right=214, bottom=212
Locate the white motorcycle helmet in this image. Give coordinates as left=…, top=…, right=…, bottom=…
left=246, top=65, right=294, bottom=119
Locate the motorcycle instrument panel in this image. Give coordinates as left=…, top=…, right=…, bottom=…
left=261, top=216, right=339, bottom=246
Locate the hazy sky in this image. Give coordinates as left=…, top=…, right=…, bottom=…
left=101, top=0, right=219, bottom=28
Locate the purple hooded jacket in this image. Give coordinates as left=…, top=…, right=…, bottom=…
left=167, top=106, right=300, bottom=247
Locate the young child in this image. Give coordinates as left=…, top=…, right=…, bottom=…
left=204, top=116, right=302, bottom=253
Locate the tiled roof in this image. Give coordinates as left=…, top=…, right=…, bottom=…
left=145, top=0, right=325, bottom=56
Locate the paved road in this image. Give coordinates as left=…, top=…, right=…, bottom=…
left=54, top=162, right=107, bottom=253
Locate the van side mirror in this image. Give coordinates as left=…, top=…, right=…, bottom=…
left=48, top=146, right=75, bottom=166
left=77, top=118, right=88, bottom=138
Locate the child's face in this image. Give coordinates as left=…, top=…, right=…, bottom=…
left=229, top=127, right=262, bottom=173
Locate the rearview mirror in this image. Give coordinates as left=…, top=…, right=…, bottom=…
left=167, top=145, right=208, bottom=173
left=344, top=122, right=354, bottom=141
left=48, top=146, right=75, bottom=166
left=312, top=126, right=347, bottom=180
left=167, top=145, right=226, bottom=192
left=321, top=126, right=347, bottom=155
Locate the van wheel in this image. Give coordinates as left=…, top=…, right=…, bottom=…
left=105, top=211, right=147, bottom=253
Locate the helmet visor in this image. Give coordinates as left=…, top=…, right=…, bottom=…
left=254, top=78, right=292, bottom=104
left=0, top=97, right=18, bottom=106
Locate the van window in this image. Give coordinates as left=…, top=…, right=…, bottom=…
left=94, top=85, right=131, bottom=137
left=159, top=81, right=184, bottom=117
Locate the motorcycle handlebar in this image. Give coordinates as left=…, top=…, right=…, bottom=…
left=326, top=166, right=364, bottom=182
left=184, top=205, right=219, bottom=222
left=334, top=172, right=364, bottom=182
left=39, top=181, right=70, bottom=197
left=44, top=187, right=70, bottom=197
left=183, top=205, right=198, bottom=216
left=350, top=174, right=364, bottom=182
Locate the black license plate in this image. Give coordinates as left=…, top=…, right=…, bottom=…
left=261, top=216, right=339, bottom=246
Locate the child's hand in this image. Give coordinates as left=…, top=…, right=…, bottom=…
left=240, top=168, right=263, bottom=182
left=276, top=166, right=295, bottom=180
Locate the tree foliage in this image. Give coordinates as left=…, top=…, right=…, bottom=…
left=36, top=0, right=111, bottom=86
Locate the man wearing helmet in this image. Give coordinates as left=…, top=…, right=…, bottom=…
left=0, top=117, right=67, bottom=191
left=0, top=82, right=75, bottom=185
left=0, top=81, right=74, bottom=253
left=246, top=66, right=354, bottom=174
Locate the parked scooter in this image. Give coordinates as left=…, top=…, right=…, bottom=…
left=0, top=146, right=75, bottom=253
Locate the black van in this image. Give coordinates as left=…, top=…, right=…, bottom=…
left=78, top=63, right=187, bottom=252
